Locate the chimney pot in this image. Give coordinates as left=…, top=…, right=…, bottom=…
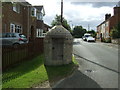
left=105, top=13, right=111, bottom=20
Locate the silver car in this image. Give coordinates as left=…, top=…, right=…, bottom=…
left=0, top=33, right=28, bottom=47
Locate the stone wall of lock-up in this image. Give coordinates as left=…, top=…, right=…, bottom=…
left=44, top=25, right=73, bottom=66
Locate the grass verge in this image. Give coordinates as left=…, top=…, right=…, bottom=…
left=2, top=54, right=78, bottom=88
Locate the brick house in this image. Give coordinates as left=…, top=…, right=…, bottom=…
left=34, top=6, right=46, bottom=38
left=1, top=1, right=50, bottom=41
left=97, top=5, right=120, bottom=41
left=43, top=23, right=51, bottom=33
left=97, top=14, right=110, bottom=40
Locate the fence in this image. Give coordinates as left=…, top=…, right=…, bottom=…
left=2, top=38, right=44, bottom=71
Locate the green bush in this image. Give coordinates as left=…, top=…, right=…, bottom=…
left=110, top=22, right=120, bottom=39
left=101, top=37, right=105, bottom=42
left=105, top=38, right=111, bottom=43
left=110, top=28, right=118, bottom=39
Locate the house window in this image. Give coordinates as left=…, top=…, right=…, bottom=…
left=106, top=21, right=109, bottom=27
left=15, top=25, right=22, bottom=33
left=36, top=29, right=45, bottom=37
left=31, top=7, right=37, bottom=17
left=31, top=8, right=34, bottom=16
left=40, top=13, right=43, bottom=20
left=10, top=23, right=15, bottom=33
left=106, top=31, right=109, bottom=38
left=37, top=12, right=43, bottom=20
left=13, top=3, right=20, bottom=13
left=10, top=23, right=22, bottom=33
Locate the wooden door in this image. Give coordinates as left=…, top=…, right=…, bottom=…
left=52, top=38, right=64, bottom=61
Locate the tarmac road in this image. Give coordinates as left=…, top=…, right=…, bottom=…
left=73, top=39, right=118, bottom=72
left=53, top=38, right=119, bottom=88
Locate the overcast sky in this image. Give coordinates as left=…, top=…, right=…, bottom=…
left=26, top=0, right=119, bottom=31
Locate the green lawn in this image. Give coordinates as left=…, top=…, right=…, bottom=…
left=2, top=54, right=78, bottom=88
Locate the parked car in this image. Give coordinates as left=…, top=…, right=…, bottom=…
left=0, top=33, right=28, bottom=47
left=82, top=36, right=86, bottom=41
left=87, top=36, right=95, bottom=42
left=82, top=33, right=91, bottom=41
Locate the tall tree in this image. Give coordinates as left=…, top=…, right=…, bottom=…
left=73, top=26, right=87, bottom=38
left=87, top=30, right=97, bottom=38
left=51, top=15, right=71, bottom=32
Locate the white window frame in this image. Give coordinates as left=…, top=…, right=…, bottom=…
left=40, top=13, right=43, bottom=20
left=106, top=21, right=109, bottom=27
left=37, top=12, right=43, bottom=20
left=105, top=30, right=109, bottom=38
left=13, top=3, right=20, bottom=13
left=36, top=29, right=45, bottom=38
left=10, top=23, right=22, bottom=33
left=31, top=7, right=37, bottom=17
left=10, top=23, right=15, bottom=33
left=37, top=12, right=40, bottom=20
left=15, top=25, right=22, bottom=33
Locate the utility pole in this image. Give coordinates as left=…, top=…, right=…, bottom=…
left=72, top=24, right=73, bottom=30
left=88, top=24, right=90, bottom=31
left=69, top=20, right=72, bottom=29
left=61, top=0, right=63, bottom=25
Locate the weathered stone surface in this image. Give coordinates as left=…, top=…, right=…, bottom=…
left=44, top=25, right=73, bottom=66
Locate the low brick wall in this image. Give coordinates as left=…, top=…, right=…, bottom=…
left=111, top=38, right=120, bottom=45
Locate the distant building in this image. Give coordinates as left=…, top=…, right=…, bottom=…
left=97, top=5, right=120, bottom=41
left=1, top=1, right=50, bottom=41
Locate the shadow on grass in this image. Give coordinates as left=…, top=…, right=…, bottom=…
left=2, top=55, right=43, bottom=83
left=44, top=62, right=79, bottom=87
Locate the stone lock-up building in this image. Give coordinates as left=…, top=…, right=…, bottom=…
left=44, top=25, right=73, bottom=66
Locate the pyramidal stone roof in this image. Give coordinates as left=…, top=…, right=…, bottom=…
left=45, top=25, right=72, bottom=38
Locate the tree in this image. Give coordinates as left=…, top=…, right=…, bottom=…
left=110, top=27, right=119, bottom=39
left=87, top=30, right=97, bottom=38
left=51, top=15, right=71, bottom=32
left=116, top=22, right=120, bottom=38
left=72, top=26, right=87, bottom=38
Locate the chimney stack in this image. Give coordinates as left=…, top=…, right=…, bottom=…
left=105, top=14, right=111, bottom=20
left=114, top=7, right=120, bottom=15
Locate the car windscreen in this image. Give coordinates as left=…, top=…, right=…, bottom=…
left=19, top=34, right=26, bottom=38
left=88, top=36, right=93, bottom=38
left=0, top=33, right=6, bottom=38
left=85, top=35, right=91, bottom=37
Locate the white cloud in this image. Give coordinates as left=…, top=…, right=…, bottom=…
left=27, top=0, right=114, bottom=30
